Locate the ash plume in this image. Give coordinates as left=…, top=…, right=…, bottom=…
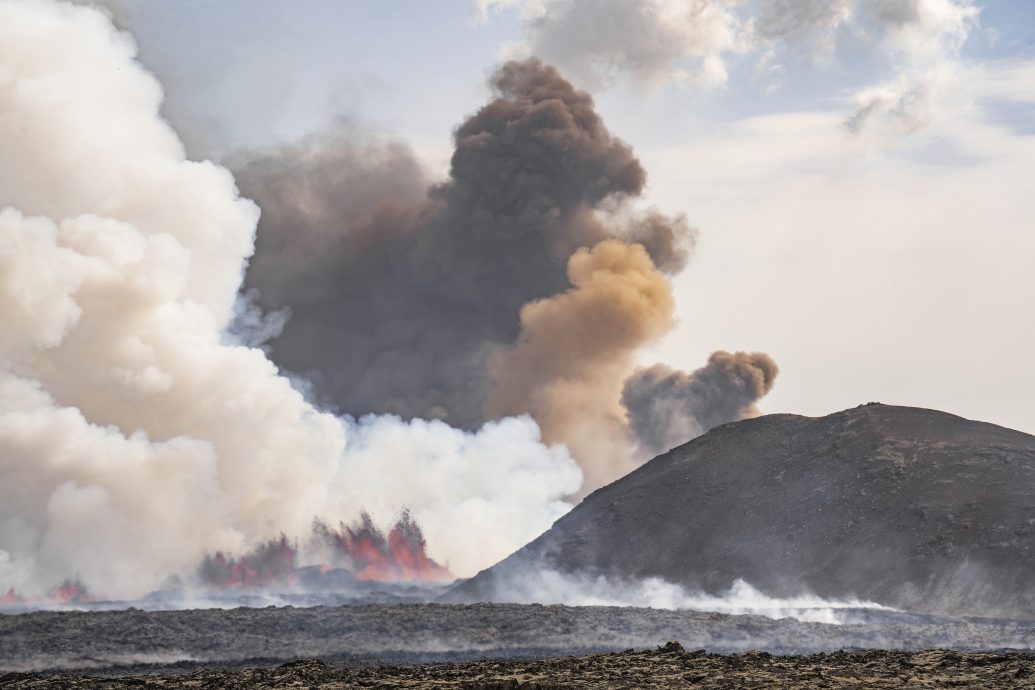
left=0, top=0, right=581, bottom=600
left=236, top=58, right=693, bottom=431
left=233, top=57, right=781, bottom=493
left=486, top=240, right=676, bottom=488
left=622, top=351, right=779, bottom=456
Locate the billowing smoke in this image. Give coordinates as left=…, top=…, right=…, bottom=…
left=232, top=54, right=782, bottom=492
left=0, top=0, right=581, bottom=599
left=236, top=59, right=692, bottom=431
left=462, top=567, right=890, bottom=625
left=486, top=240, right=675, bottom=488
left=622, top=351, right=779, bottom=457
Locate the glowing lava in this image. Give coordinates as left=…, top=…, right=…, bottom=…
left=198, top=512, right=453, bottom=589
left=2, top=515, right=452, bottom=603
left=199, top=535, right=298, bottom=589
left=0, top=580, right=97, bottom=608
left=323, top=511, right=453, bottom=582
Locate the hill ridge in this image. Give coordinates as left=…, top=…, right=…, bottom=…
left=449, top=404, right=1035, bottom=617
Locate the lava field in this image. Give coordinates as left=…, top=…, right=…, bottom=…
left=4, top=643, right=1035, bottom=689
left=3, top=602, right=1035, bottom=677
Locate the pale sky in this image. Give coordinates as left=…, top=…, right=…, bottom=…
left=112, top=0, right=1035, bottom=434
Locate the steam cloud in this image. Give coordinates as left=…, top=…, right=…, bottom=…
left=0, top=0, right=581, bottom=599
left=468, top=567, right=891, bottom=625
left=622, top=352, right=779, bottom=457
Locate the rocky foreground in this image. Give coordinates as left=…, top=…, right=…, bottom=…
left=4, top=644, right=1035, bottom=689
left=4, top=603, right=1035, bottom=674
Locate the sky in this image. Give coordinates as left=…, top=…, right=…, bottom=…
left=116, top=0, right=1035, bottom=433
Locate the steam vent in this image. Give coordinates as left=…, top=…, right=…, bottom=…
left=451, top=404, right=1035, bottom=617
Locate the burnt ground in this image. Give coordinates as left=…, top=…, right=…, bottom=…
left=4, top=644, right=1035, bottom=688
left=2, top=603, right=1035, bottom=676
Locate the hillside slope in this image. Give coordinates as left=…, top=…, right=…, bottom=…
left=450, top=404, right=1035, bottom=617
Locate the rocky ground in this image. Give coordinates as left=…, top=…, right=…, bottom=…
left=455, top=405, right=1035, bottom=618
left=3, top=603, right=1035, bottom=675
left=4, top=644, right=1035, bottom=688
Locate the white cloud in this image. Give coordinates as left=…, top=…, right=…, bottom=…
left=844, top=0, right=978, bottom=137
left=477, top=0, right=749, bottom=88
left=477, top=0, right=980, bottom=138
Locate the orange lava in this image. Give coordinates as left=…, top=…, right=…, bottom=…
left=199, top=534, right=298, bottom=589
left=329, top=511, right=452, bottom=583
left=0, top=580, right=97, bottom=607
left=199, top=512, right=453, bottom=589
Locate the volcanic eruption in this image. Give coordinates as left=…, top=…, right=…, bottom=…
left=233, top=57, right=779, bottom=493
left=0, top=0, right=785, bottom=607
left=0, top=0, right=579, bottom=601
left=198, top=512, right=450, bottom=590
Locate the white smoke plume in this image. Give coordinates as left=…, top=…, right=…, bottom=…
left=0, top=0, right=582, bottom=600
left=471, top=568, right=894, bottom=625
left=69, top=0, right=131, bottom=27
left=475, top=0, right=978, bottom=135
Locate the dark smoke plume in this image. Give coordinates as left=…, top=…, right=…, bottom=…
left=622, top=351, right=779, bottom=457
left=236, top=58, right=692, bottom=428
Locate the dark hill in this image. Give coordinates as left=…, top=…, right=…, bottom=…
left=450, top=404, right=1035, bottom=617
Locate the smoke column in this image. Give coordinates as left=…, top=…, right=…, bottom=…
left=231, top=53, right=782, bottom=493
left=234, top=58, right=693, bottom=433
left=0, top=0, right=581, bottom=599
left=486, top=240, right=675, bottom=488
left=232, top=58, right=769, bottom=490
left=622, top=352, right=779, bottom=457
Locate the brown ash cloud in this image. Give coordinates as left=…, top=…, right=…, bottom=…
left=235, top=58, right=693, bottom=429
left=486, top=240, right=676, bottom=488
